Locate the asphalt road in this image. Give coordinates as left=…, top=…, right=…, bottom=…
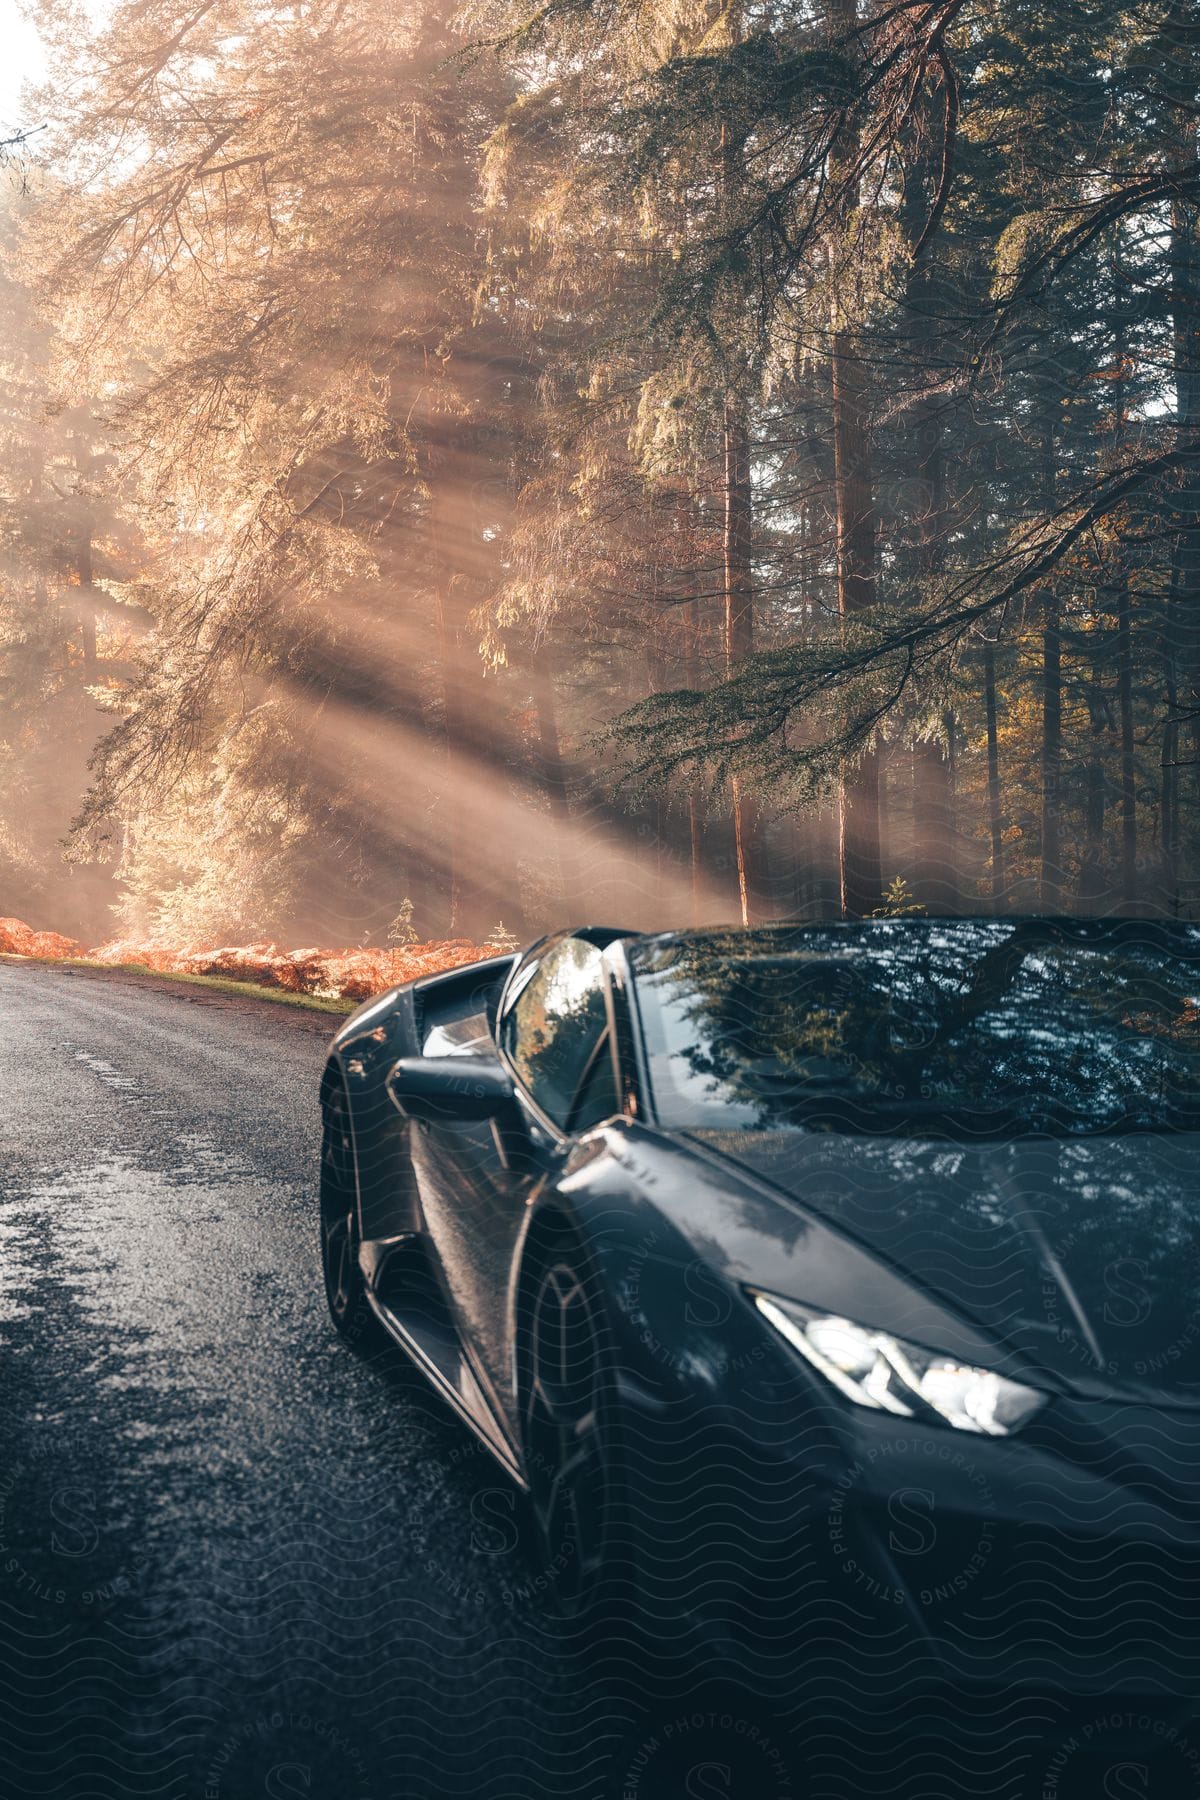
left=8, top=959, right=1181, bottom=1800
left=0, top=960, right=670, bottom=1800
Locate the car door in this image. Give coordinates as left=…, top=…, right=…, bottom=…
left=409, top=933, right=622, bottom=1420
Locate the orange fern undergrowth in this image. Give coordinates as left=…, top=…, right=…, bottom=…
left=0, top=918, right=504, bottom=1004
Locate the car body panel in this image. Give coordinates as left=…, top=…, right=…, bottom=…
left=694, top=1124, right=1200, bottom=1406
left=408, top=1108, right=548, bottom=1422
left=327, top=953, right=517, bottom=1240
left=320, top=919, right=1200, bottom=1700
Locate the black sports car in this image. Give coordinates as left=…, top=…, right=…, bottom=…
left=318, top=917, right=1200, bottom=1724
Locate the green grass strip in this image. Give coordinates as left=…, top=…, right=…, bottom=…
left=0, top=953, right=358, bottom=1015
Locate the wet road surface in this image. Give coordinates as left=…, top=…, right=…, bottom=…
left=0, top=961, right=649, bottom=1800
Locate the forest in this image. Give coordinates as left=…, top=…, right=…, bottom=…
left=0, top=0, right=1197, bottom=960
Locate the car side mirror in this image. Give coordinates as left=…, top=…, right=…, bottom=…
left=385, top=1055, right=517, bottom=1126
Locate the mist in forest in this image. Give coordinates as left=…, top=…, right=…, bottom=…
left=1, top=0, right=1198, bottom=952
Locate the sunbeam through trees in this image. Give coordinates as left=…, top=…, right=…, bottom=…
left=0, top=0, right=1198, bottom=961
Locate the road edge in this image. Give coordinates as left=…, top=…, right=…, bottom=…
left=0, top=953, right=358, bottom=1016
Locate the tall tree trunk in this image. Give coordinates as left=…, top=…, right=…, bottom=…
left=682, top=594, right=706, bottom=926
left=72, top=437, right=97, bottom=684
left=1160, top=611, right=1180, bottom=915
left=718, top=75, right=765, bottom=927
left=644, top=626, right=672, bottom=919
left=1040, top=591, right=1065, bottom=910
left=903, top=62, right=958, bottom=913
left=831, top=329, right=882, bottom=918
left=1037, top=412, right=1066, bottom=912
left=1168, top=80, right=1200, bottom=911
left=722, top=393, right=762, bottom=924
left=1115, top=566, right=1138, bottom=909
left=829, top=0, right=881, bottom=918
left=1106, top=232, right=1140, bottom=914
left=77, top=527, right=97, bottom=683
left=1078, top=665, right=1109, bottom=910
left=984, top=640, right=1005, bottom=905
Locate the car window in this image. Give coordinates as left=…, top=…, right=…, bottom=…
left=501, top=937, right=610, bottom=1127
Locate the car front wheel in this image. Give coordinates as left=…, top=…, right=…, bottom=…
left=519, top=1221, right=626, bottom=1626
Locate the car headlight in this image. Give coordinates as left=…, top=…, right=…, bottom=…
left=752, top=1291, right=1046, bottom=1437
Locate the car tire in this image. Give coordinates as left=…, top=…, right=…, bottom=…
left=517, top=1218, right=631, bottom=1634
left=319, top=1076, right=381, bottom=1349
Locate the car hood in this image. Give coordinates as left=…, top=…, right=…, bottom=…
left=689, top=1127, right=1200, bottom=1405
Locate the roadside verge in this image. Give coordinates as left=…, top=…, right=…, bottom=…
left=0, top=953, right=358, bottom=1017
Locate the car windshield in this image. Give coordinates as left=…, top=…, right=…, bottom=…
left=631, top=920, right=1200, bottom=1137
